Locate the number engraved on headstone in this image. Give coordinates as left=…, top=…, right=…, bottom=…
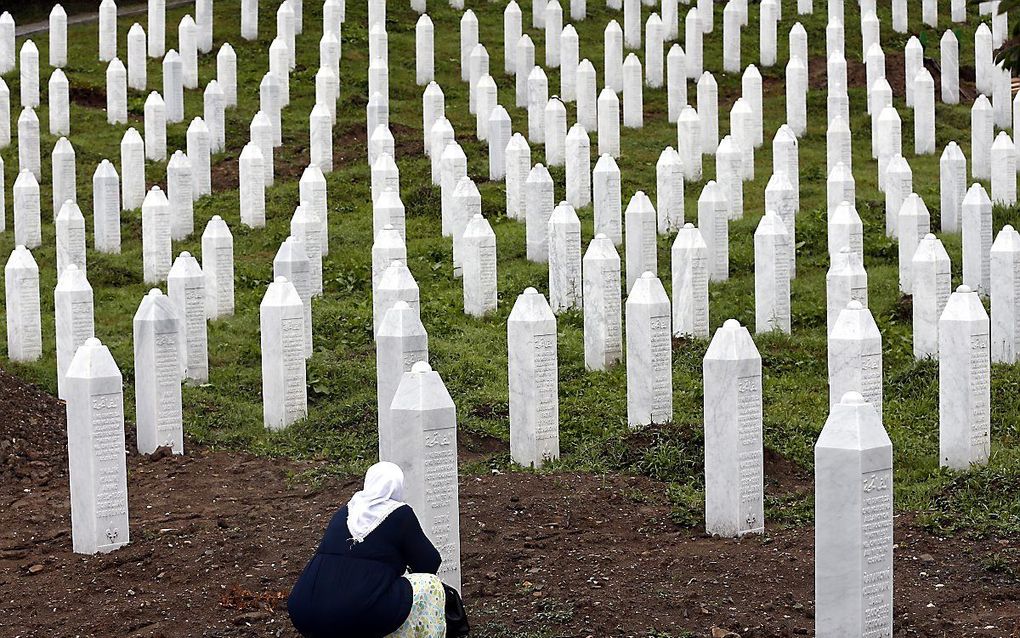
left=692, top=254, right=709, bottom=334
left=604, top=267, right=622, bottom=358
left=736, top=375, right=763, bottom=529
left=860, top=352, right=882, bottom=409
left=969, top=333, right=990, bottom=452
left=775, top=236, right=791, bottom=319
left=650, top=314, right=671, bottom=419
left=935, top=271, right=952, bottom=313
left=422, top=429, right=459, bottom=576
left=713, top=209, right=728, bottom=277
left=185, top=285, right=205, bottom=370
left=642, top=217, right=656, bottom=267
left=281, top=317, right=305, bottom=420
left=533, top=333, right=558, bottom=442
left=71, top=300, right=93, bottom=347
left=402, top=348, right=427, bottom=372
left=20, top=277, right=41, bottom=353
left=89, top=392, right=127, bottom=520
left=860, top=469, right=893, bottom=638
left=154, top=331, right=181, bottom=434
left=480, top=244, right=497, bottom=306
left=216, top=244, right=233, bottom=308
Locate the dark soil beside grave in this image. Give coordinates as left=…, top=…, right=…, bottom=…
left=1, top=368, right=1018, bottom=637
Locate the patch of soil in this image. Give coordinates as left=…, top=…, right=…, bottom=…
left=1, top=370, right=1018, bottom=637
left=790, top=54, right=978, bottom=104
left=68, top=84, right=107, bottom=111
left=209, top=122, right=423, bottom=194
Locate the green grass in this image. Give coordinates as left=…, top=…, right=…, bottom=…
left=1, top=0, right=1018, bottom=538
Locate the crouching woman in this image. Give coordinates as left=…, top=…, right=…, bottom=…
left=288, top=462, right=446, bottom=638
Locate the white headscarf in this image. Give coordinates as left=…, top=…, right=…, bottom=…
left=347, top=461, right=406, bottom=543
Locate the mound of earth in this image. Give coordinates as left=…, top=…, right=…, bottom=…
left=0, top=368, right=1017, bottom=636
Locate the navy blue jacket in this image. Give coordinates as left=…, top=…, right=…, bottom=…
left=288, top=504, right=442, bottom=638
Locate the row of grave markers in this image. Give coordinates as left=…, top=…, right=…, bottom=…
left=0, top=0, right=1015, bottom=633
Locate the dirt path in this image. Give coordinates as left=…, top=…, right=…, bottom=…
left=14, top=0, right=195, bottom=37
left=1, top=367, right=1018, bottom=637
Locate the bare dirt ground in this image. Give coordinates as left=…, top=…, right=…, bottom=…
left=1, top=367, right=1018, bottom=637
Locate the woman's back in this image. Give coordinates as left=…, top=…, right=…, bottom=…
left=288, top=504, right=441, bottom=638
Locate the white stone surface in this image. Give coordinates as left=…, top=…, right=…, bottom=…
left=625, top=191, right=657, bottom=292
left=991, top=225, right=1020, bottom=363
left=565, top=125, right=591, bottom=208
left=508, top=287, right=560, bottom=468
left=814, top=392, right=893, bottom=638
left=186, top=118, right=211, bottom=198
left=141, top=187, right=171, bottom=284
left=462, top=214, right=498, bottom=317
left=17, top=108, right=41, bottom=180
left=515, top=35, right=535, bottom=107
left=698, top=181, right=728, bottom=281
left=703, top=319, right=764, bottom=537
left=593, top=154, right=622, bottom=244
left=99, top=0, right=117, bottom=62
left=107, top=60, right=128, bottom=124
left=376, top=301, right=428, bottom=460
left=65, top=338, right=130, bottom=554
left=671, top=223, right=709, bottom=338
left=48, top=70, right=69, bottom=137
left=897, top=194, right=931, bottom=294
left=291, top=205, right=323, bottom=297
left=941, top=30, right=959, bottom=104
left=202, top=216, right=234, bottom=320
left=163, top=50, right=183, bottom=123
left=168, top=252, right=208, bottom=384
left=939, top=285, right=991, bottom=469
left=372, top=224, right=406, bottom=295
left=238, top=144, right=265, bottom=228
left=93, top=161, right=120, bottom=253
left=251, top=111, right=274, bottom=186
left=260, top=278, right=307, bottom=430
left=677, top=106, right=702, bottom=180
left=605, top=21, right=624, bottom=92
left=754, top=210, right=791, bottom=334
left=388, top=361, right=462, bottom=591
left=13, top=170, right=41, bottom=249
left=912, top=233, right=952, bottom=359
left=971, top=95, right=993, bottom=180
left=55, top=200, right=86, bottom=278
left=597, top=88, right=621, bottom=157
left=962, top=183, right=993, bottom=295
left=626, top=272, right=672, bottom=428
left=526, top=164, right=555, bottom=262
left=488, top=106, right=512, bottom=181
left=218, top=44, right=237, bottom=107
left=5, top=245, right=42, bottom=362
left=685, top=8, right=703, bottom=78
left=274, top=236, right=313, bottom=358
left=577, top=59, right=598, bottom=131
left=828, top=200, right=863, bottom=263
left=166, top=151, right=193, bottom=240
left=991, top=132, right=1017, bottom=205
left=716, top=137, right=742, bottom=221
left=548, top=202, right=583, bottom=312
left=826, top=162, right=855, bottom=220
left=656, top=147, right=684, bottom=233
left=120, top=128, right=145, bottom=211
left=667, top=45, right=687, bottom=123
left=645, top=14, right=664, bottom=88
left=505, top=2, right=522, bottom=75
left=624, top=0, right=641, bottom=48
left=623, top=54, right=643, bottom=128
left=451, top=177, right=480, bottom=279
left=127, top=23, right=146, bottom=90
left=150, top=0, right=166, bottom=55
left=20, top=41, right=39, bottom=108
left=545, top=99, right=567, bottom=166
left=374, top=261, right=420, bottom=339
left=179, top=15, right=198, bottom=89
left=204, top=81, right=226, bottom=153
left=506, top=134, right=531, bottom=220
left=828, top=301, right=883, bottom=418
left=143, top=92, right=166, bottom=162
left=826, top=247, right=868, bottom=336
left=583, top=234, right=623, bottom=370
left=133, top=289, right=183, bottom=455
left=51, top=137, right=76, bottom=218
left=884, top=154, right=911, bottom=238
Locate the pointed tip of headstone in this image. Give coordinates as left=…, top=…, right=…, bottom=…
left=956, top=284, right=972, bottom=294
left=846, top=300, right=864, bottom=311
left=411, top=361, right=432, bottom=374
left=839, top=391, right=867, bottom=406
